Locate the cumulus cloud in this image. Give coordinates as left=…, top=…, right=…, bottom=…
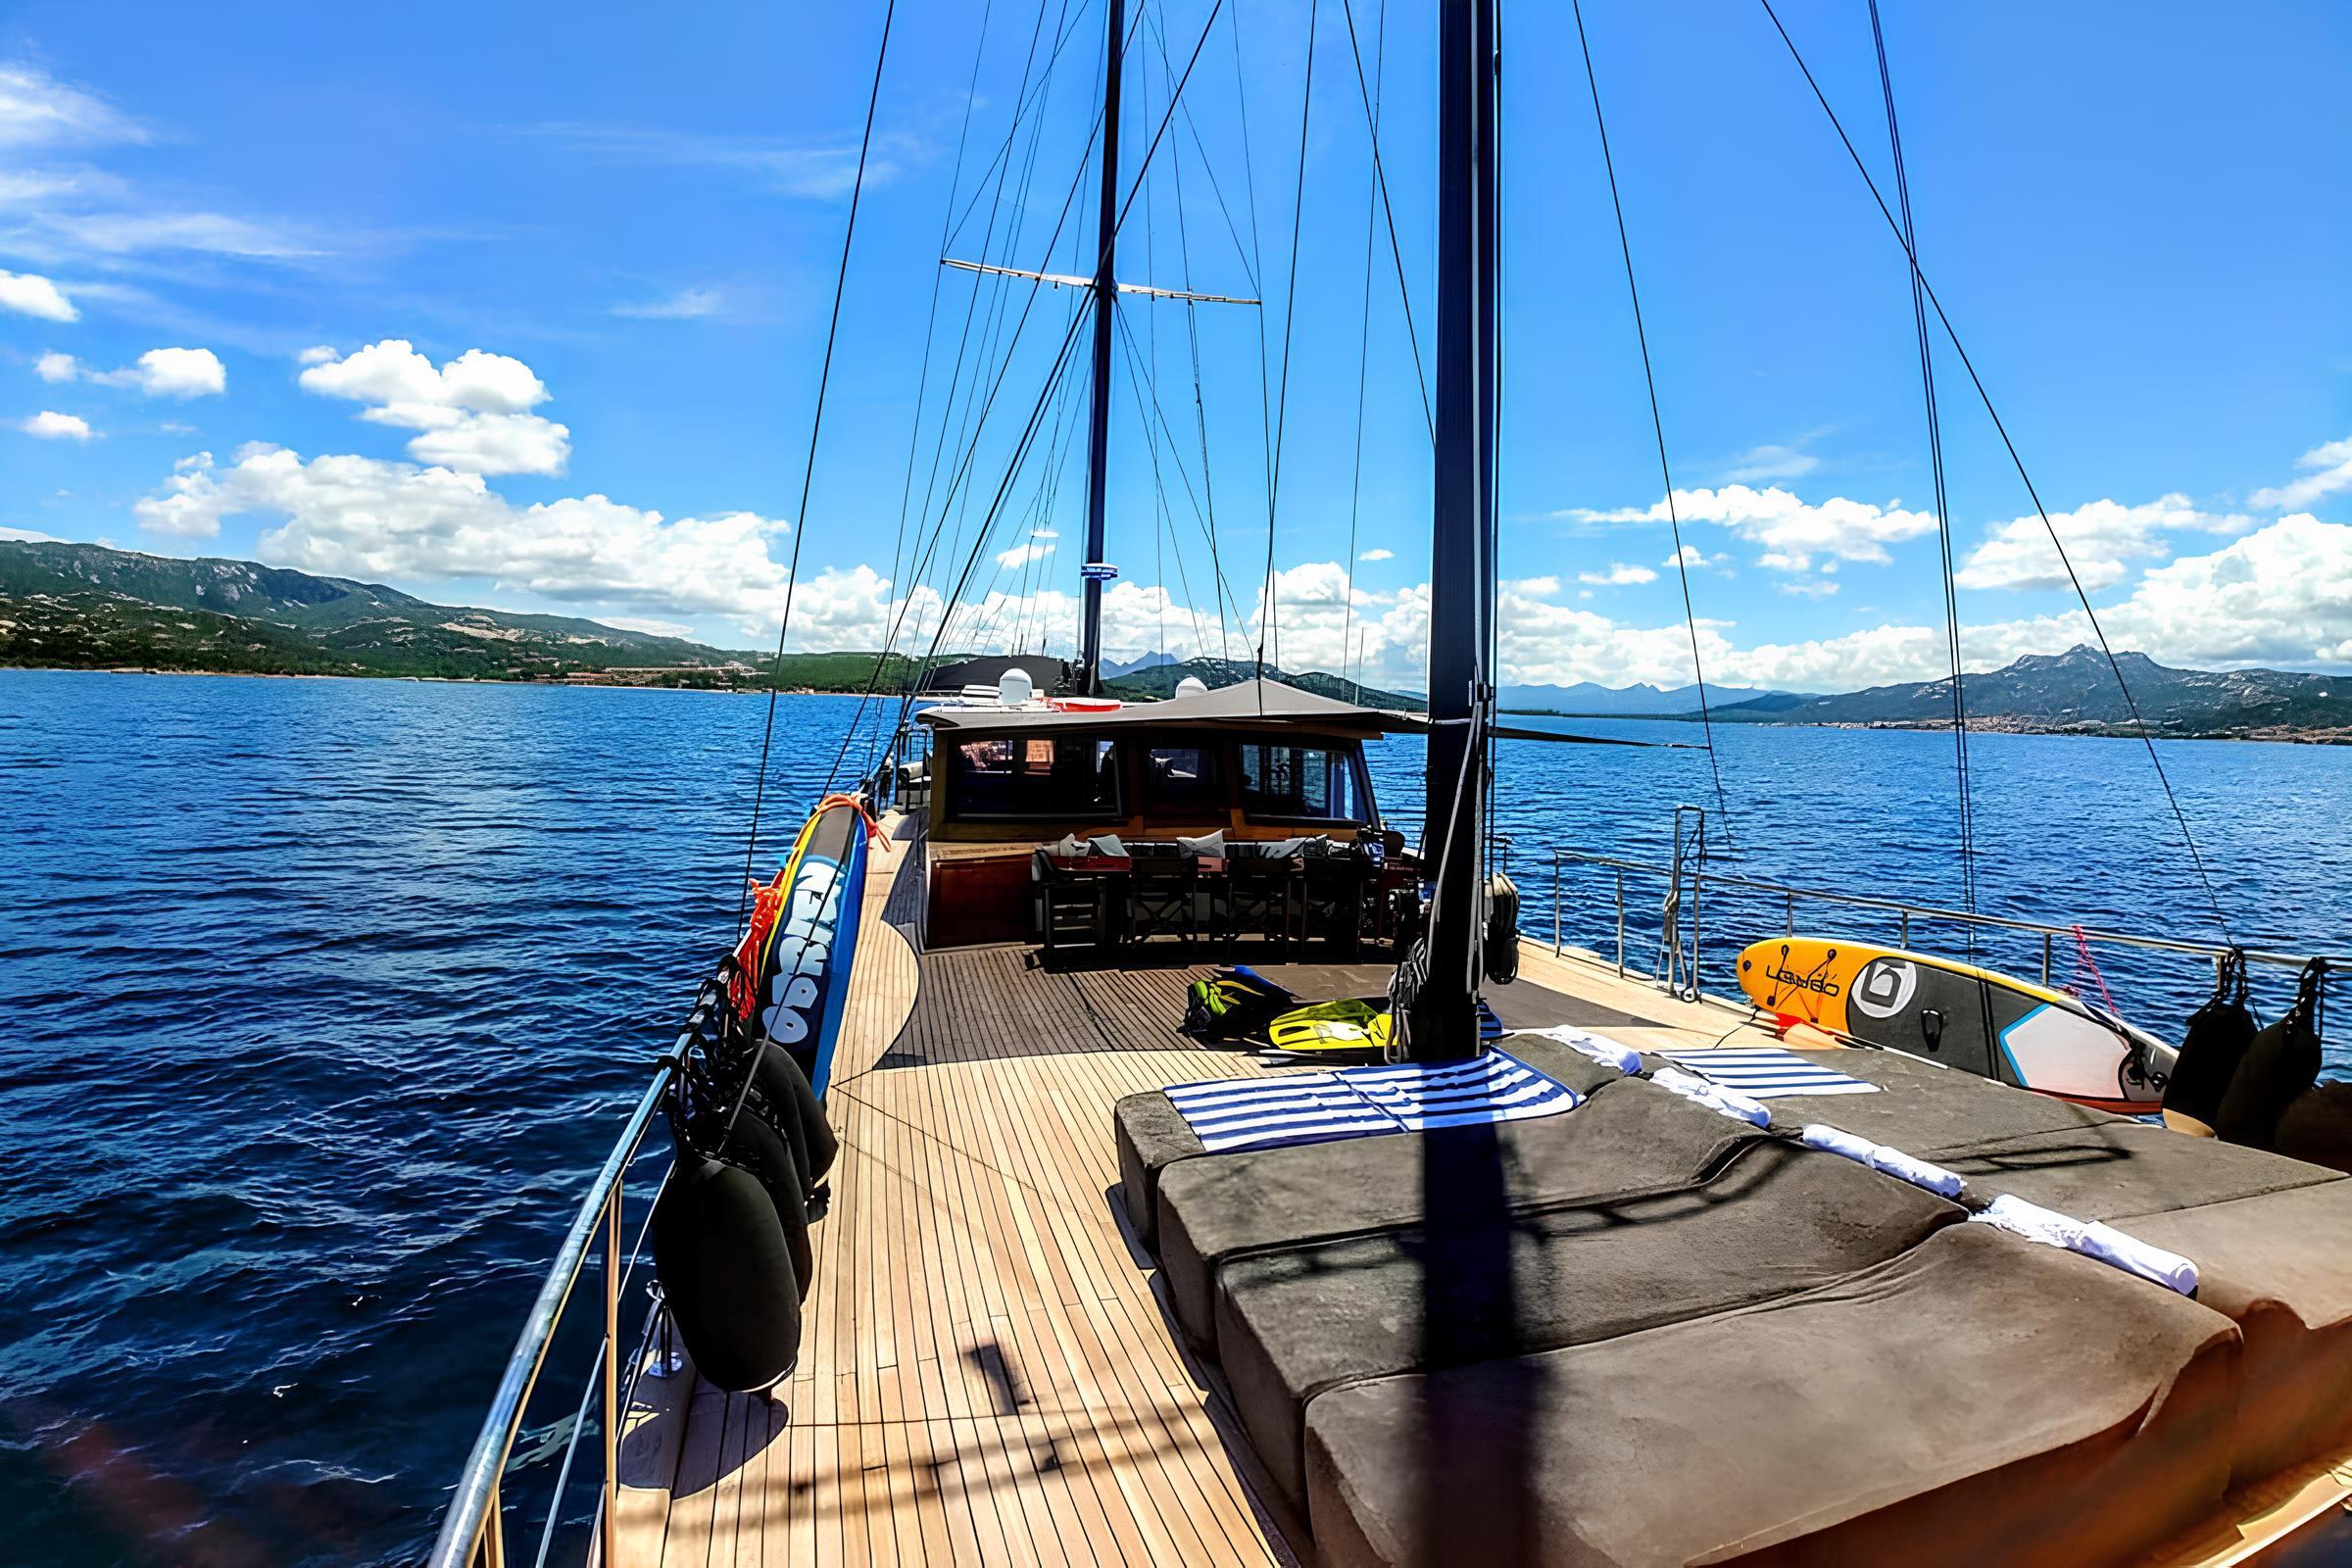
left=1661, top=544, right=1729, bottom=570
left=995, top=535, right=1055, bottom=570
left=132, top=445, right=797, bottom=626
left=1578, top=563, right=1656, bottom=586
left=37, top=346, right=226, bottom=397
left=19, top=410, right=91, bottom=439
left=2250, top=434, right=2352, bottom=514
left=298, top=340, right=569, bottom=476
left=1565, top=484, right=1937, bottom=571
left=1358, top=547, right=1395, bottom=562
left=1956, top=494, right=2244, bottom=592
left=296, top=345, right=337, bottom=366
left=0, top=268, right=76, bottom=321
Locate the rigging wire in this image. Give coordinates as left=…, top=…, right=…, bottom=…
left=1867, top=0, right=1977, bottom=930
left=871, top=0, right=1237, bottom=755
left=1754, top=0, right=2234, bottom=944
left=737, top=0, right=897, bottom=935
left=882, top=0, right=1001, bottom=626
left=1569, top=0, right=1740, bottom=859
left=1144, top=0, right=1239, bottom=662
left=1338, top=0, right=1435, bottom=440
left=1339, top=0, right=1387, bottom=705
left=1253, top=0, right=1320, bottom=688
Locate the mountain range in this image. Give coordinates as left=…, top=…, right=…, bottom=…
left=1499, top=678, right=1791, bottom=715
left=1709, top=647, right=2352, bottom=738
left=5, top=542, right=2342, bottom=738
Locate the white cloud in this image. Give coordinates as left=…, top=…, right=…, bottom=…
left=19, top=410, right=91, bottom=439
left=126, top=346, right=225, bottom=397
left=1577, top=563, right=1656, bottom=587
left=604, top=615, right=696, bottom=639
left=297, top=345, right=338, bottom=367
left=524, top=122, right=916, bottom=200
left=1660, top=544, right=1729, bottom=570
left=34, top=210, right=321, bottom=260
left=0, top=268, right=77, bottom=321
left=1778, top=578, right=1839, bottom=599
left=159, top=419, right=194, bottom=434
left=1565, top=484, right=1937, bottom=571
left=0, top=524, right=58, bottom=541
left=132, top=446, right=798, bottom=626
left=2250, top=434, right=2352, bottom=514
left=1956, top=494, right=2243, bottom=592
left=995, top=538, right=1055, bottom=570
left=1718, top=442, right=1820, bottom=484
left=0, top=64, right=145, bottom=149
left=28, top=345, right=227, bottom=397
left=299, top=340, right=569, bottom=476
left=614, top=286, right=726, bottom=320
left=1358, top=547, right=1395, bottom=563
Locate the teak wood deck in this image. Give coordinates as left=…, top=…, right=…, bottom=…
left=609, top=815, right=2352, bottom=1568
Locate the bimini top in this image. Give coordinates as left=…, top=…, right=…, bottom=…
left=916, top=677, right=1423, bottom=736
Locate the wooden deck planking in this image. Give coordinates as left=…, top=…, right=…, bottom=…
left=614, top=830, right=1937, bottom=1568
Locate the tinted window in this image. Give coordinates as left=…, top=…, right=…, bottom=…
left=1141, top=744, right=1221, bottom=814
left=948, top=735, right=1120, bottom=819
left=1237, top=743, right=1366, bottom=822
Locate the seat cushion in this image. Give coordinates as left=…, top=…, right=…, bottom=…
left=1154, top=1072, right=1756, bottom=1352
left=1216, top=1139, right=1961, bottom=1510
left=1302, top=1224, right=2240, bottom=1568
left=1114, top=1038, right=1631, bottom=1257
left=1759, top=1046, right=2125, bottom=1154
left=2127, top=1177, right=2352, bottom=1484
left=1939, top=1119, right=2342, bottom=1222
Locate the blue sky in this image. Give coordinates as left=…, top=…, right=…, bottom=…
left=3, top=0, right=2348, bottom=692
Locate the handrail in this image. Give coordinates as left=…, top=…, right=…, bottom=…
left=1544, top=844, right=2348, bottom=973
left=425, top=982, right=713, bottom=1568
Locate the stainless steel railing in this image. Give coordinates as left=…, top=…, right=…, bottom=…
left=425, top=979, right=720, bottom=1568
left=1531, top=818, right=2345, bottom=1003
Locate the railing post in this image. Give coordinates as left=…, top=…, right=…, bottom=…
left=1615, top=869, right=1626, bottom=977
left=603, top=1188, right=621, bottom=1564
left=2042, top=931, right=2054, bottom=987
left=1899, top=908, right=1911, bottom=950
left=1785, top=891, right=1794, bottom=935
left=1551, top=853, right=1562, bottom=956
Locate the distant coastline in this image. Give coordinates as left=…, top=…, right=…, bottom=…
left=1500, top=706, right=2352, bottom=746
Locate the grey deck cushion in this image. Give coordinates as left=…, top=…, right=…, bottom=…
left=2127, top=1177, right=2352, bottom=1485
left=1153, top=1073, right=1756, bottom=1352
left=1942, top=1119, right=2343, bottom=1221
left=1759, top=1046, right=2125, bottom=1153
left=1215, top=1140, right=1962, bottom=1510
left=1303, top=1224, right=2241, bottom=1568
left=1113, top=1043, right=1629, bottom=1256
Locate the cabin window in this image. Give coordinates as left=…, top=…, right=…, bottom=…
left=947, top=734, right=1122, bottom=820
left=1140, top=744, right=1222, bottom=815
left=1237, top=742, right=1369, bottom=824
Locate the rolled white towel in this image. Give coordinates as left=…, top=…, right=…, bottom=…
left=1799, top=1123, right=1877, bottom=1164
left=1969, top=1194, right=2198, bottom=1298
left=2079, top=1219, right=2200, bottom=1298
left=1523, top=1026, right=1642, bottom=1078
left=1651, top=1066, right=1771, bottom=1128
left=1867, top=1145, right=1966, bottom=1200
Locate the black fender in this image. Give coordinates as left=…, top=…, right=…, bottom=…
left=651, top=1156, right=803, bottom=1393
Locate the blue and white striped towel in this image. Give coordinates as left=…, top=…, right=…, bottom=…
left=1660, top=1047, right=1881, bottom=1100
left=1164, top=1051, right=1581, bottom=1153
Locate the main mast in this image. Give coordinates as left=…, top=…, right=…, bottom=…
left=1076, top=0, right=1126, bottom=696
left=1397, top=0, right=1498, bottom=1061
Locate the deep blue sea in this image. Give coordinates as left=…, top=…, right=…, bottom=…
left=3, top=670, right=2346, bottom=1566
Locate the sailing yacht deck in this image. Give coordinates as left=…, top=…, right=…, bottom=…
left=610, top=815, right=2352, bottom=1568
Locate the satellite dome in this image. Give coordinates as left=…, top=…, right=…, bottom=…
left=998, top=667, right=1034, bottom=708
left=1174, top=675, right=1209, bottom=699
